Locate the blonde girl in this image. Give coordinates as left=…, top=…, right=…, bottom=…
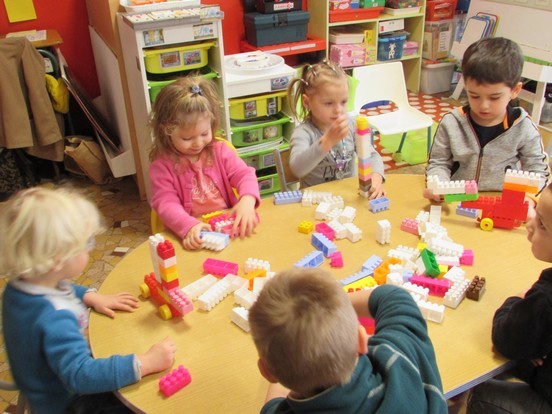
left=287, top=60, right=386, bottom=198
left=149, top=76, right=260, bottom=250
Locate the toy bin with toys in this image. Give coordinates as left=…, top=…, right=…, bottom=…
left=229, top=90, right=287, bottom=120
left=147, top=67, right=217, bottom=103
left=143, top=41, right=215, bottom=74
left=231, top=114, right=291, bottom=147
left=377, top=32, right=408, bottom=61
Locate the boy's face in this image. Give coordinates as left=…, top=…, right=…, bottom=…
left=526, top=188, right=552, bottom=263
left=464, top=79, right=522, bottom=127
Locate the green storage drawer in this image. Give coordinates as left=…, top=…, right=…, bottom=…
left=147, top=67, right=218, bottom=103
left=231, top=113, right=291, bottom=147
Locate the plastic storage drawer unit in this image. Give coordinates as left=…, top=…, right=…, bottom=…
left=144, top=41, right=215, bottom=74
left=377, top=32, right=407, bottom=61
left=147, top=68, right=217, bottom=103
left=231, top=113, right=291, bottom=147
left=244, top=10, right=310, bottom=47
left=229, top=91, right=287, bottom=120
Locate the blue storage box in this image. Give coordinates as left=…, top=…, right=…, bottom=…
left=244, top=11, right=310, bottom=47
left=377, top=32, right=407, bottom=61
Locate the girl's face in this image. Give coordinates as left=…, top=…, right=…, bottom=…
left=526, top=188, right=552, bottom=263
left=170, top=112, right=213, bottom=161
left=465, top=78, right=522, bottom=127
left=303, top=78, right=349, bottom=131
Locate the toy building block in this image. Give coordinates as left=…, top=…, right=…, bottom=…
left=201, top=210, right=224, bottom=223
left=443, top=266, right=467, bottom=286
left=411, top=274, right=451, bottom=297
left=330, top=251, right=344, bottom=268
left=464, top=180, right=478, bottom=194
left=326, top=208, right=343, bottom=222
left=315, top=222, right=336, bottom=241
left=315, top=202, right=331, bottom=220
left=362, top=254, right=383, bottom=273
left=387, top=245, right=419, bottom=263
left=373, top=257, right=402, bottom=285
left=375, top=219, right=391, bottom=244
left=400, top=218, right=419, bottom=235
left=298, top=220, right=314, bottom=234
left=456, top=205, right=479, bottom=219
left=504, top=169, right=542, bottom=192
left=339, top=268, right=373, bottom=286
left=234, top=285, right=258, bottom=309
left=311, top=232, right=338, bottom=257
left=328, top=219, right=347, bottom=239
left=460, top=249, right=474, bottom=266
left=369, top=197, right=390, bottom=213
left=420, top=249, right=440, bottom=278
left=202, top=258, right=239, bottom=277
left=415, top=210, right=430, bottom=223
left=401, top=282, right=429, bottom=301
left=274, top=190, right=302, bottom=205
left=181, top=274, right=218, bottom=300
left=389, top=264, right=413, bottom=283
left=168, top=289, right=194, bottom=316
left=338, top=206, right=357, bottom=223
left=435, top=255, right=460, bottom=267
left=311, top=191, right=333, bottom=204
left=429, top=205, right=441, bottom=225
left=294, top=251, right=324, bottom=268
left=197, top=275, right=247, bottom=311
left=416, top=299, right=445, bottom=323
left=325, top=195, right=345, bottom=211
left=201, top=231, right=230, bottom=251
left=231, top=306, right=250, bottom=332
left=386, top=272, right=404, bottom=286
left=444, top=193, right=479, bottom=203
left=252, top=277, right=266, bottom=295
left=426, top=238, right=463, bottom=257
left=343, top=222, right=362, bottom=242
left=344, top=275, right=377, bottom=292
left=149, top=234, right=166, bottom=280
left=301, top=190, right=313, bottom=207
left=159, top=365, right=192, bottom=397
left=244, top=258, right=270, bottom=273
left=443, top=279, right=470, bottom=309
left=466, top=276, right=486, bottom=301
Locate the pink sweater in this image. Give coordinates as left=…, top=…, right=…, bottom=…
left=149, top=141, right=261, bottom=239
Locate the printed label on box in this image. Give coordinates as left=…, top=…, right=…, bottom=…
left=143, top=29, right=165, bottom=46
left=270, top=76, right=291, bottom=91
left=160, top=51, right=181, bottom=69
left=193, top=23, right=215, bottom=39
left=263, top=152, right=276, bottom=167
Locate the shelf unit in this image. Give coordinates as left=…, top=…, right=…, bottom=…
left=116, top=9, right=229, bottom=200
left=307, top=1, right=426, bottom=92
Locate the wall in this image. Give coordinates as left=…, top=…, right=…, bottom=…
left=0, top=0, right=245, bottom=99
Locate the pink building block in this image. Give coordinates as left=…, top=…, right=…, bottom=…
left=159, top=365, right=192, bottom=397
left=464, top=180, right=478, bottom=194
left=411, top=274, right=451, bottom=297
left=202, top=258, right=239, bottom=276
left=168, top=289, right=194, bottom=315
left=460, top=249, right=474, bottom=265
left=330, top=251, right=344, bottom=268
left=315, top=222, right=336, bottom=241
left=400, top=218, right=419, bottom=235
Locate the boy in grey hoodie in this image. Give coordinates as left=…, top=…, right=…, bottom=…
left=424, top=37, right=549, bottom=218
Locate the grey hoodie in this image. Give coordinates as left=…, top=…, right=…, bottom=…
left=426, top=106, right=549, bottom=192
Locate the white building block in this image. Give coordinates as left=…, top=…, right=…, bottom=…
left=181, top=274, right=218, bottom=300
left=315, top=202, right=331, bottom=220
left=376, top=219, right=391, bottom=244
left=231, top=306, right=250, bottom=332
left=234, top=285, right=258, bottom=309
left=328, top=219, right=347, bottom=239
left=429, top=205, right=442, bottom=225
left=401, top=282, right=429, bottom=301
left=343, top=222, right=362, bottom=242
left=443, top=279, right=470, bottom=309
left=339, top=206, right=357, bottom=223
left=417, top=299, right=445, bottom=323
left=245, top=258, right=271, bottom=273
left=427, top=238, right=463, bottom=257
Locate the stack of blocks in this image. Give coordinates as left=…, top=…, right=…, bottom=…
left=355, top=115, right=373, bottom=198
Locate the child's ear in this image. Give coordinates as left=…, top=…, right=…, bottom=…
left=302, top=93, right=310, bottom=109
left=357, top=325, right=368, bottom=354
left=258, top=358, right=279, bottom=383
left=511, top=82, right=523, bottom=99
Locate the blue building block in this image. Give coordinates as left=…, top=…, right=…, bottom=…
left=339, top=268, right=373, bottom=286
left=274, top=190, right=302, bottom=205
left=456, top=205, right=479, bottom=219
left=311, top=232, right=338, bottom=257
left=361, top=254, right=383, bottom=273
left=369, top=197, right=390, bottom=213
left=294, top=251, right=324, bottom=268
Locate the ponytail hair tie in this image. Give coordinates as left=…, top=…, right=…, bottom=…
left=190, top=85, right=203, bottom=96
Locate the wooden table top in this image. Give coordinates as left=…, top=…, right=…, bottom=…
left=89, top=174, right=543, bottom=413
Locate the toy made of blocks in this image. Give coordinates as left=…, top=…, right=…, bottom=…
left=330, top=251, right=344, bottom=268
left=417, top=299, right=445, bottom=323
left=443, top=279, right=470, bottom=309
left=328, top=219, right=347, bottom=239
left=326, top=208, right=343, bottom=222
left=361, top=254, right=383, bottom=273
left=149, top=234, right=165, bottom=280
left=244, top=258, right=271, bottom=273
left=444, top=193, right=479, bottom=203
left=340, top=268, right=373, bottom=286
left=386, top=272, right=404, bottom=286
left=344, top=275, right=377, bottom=292
left=373, top=257, right=402, bottom=285
left=389, top=264, right=413, bottom=283
left=411, top=274, right=451, bottom=297
left=201, top=231, right=229, bottom=251
left=201, top=210, right=224, bottom=223
left=310, top=191, right=333, bottom=204
left=315, top=202, right=331, bottom=220
left=234, top=285, right=258, bottom=309
left=504, top=169, right=542, bottom=192
left=159, top=365, right=191, bottom=397
left=197, top=275, right=247, bottom=311
left=426, top=238, right=463, bottom=257
left=387, top=245, right=419, bottom=263
left=274, top=190, right=302, bottom=205
left=298, top=220, right=314, bottom=234
left=202, top=258, right=239, bottom=277
left=181, top=274, right=218, bottom=300
left=420, top=249, right=440, bottom=278
left=400, top=218, right=419, bottom=235
left=324, top=195, right=345, bottom=211
left=369, top=197, right=390, bottom=213
left=376, top=219, right=391, bottom=244
left=295, top=251, right=324, bottom=268
left=435, top=255, right=460, bottom=267
left=443, top=266, right=466, bottom=286
left=338, top=206, right=357, bottom=223
left=301, top=190, right=313, bottom=206
left=231, top=306, right=250, bottom=332
left=311, top=232, right=338, bottom=257
left=466, top=276, right=486, bottom=301
left=244, top=269, right=266, bottom=289
left=460, top=249, right=474, bottom=265
left=343, top=222, right=362, bottom=242
left=401, top=282, right=429, bottom=301
left=315, top=222, right=336, bottom=241
left=456, top=205, right=479, bottom=219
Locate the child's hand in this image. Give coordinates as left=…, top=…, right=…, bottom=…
left=229, top=195, right=259, bottom=238
left=183, top=222, right=211, bottom=250
left=137, top=337, right=176, bottom=377
left=423, top=188, right=444, bottom=203
left=368, top=173, right=386, bottom=200
left=525, top=196, right=536, bottom=222
left=84, top=291, right=139, bottom=318
left=319, top=115, right=349, bottom=152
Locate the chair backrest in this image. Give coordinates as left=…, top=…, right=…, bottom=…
left=273, top=147, right=299, bottom=191
left=352, top=62, right=410, bottom=113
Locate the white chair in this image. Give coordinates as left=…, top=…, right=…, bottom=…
left=273, top=147, right=300, bottom=191
left=352, top=62, right=434, bottom=155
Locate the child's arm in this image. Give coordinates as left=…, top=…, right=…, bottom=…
left=183, top=222, right=212, bottom=250
left=136, top=337, right=176, bottom=377
left=83, top=291, right=139, bottom=318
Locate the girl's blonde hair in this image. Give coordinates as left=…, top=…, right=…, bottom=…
left=149, top=76, right=222, bottom=161
left=287, top=60, right=349, bottom=123
left=0, top=187, right=103, bottom=279
left=249, top=268, right=359, bottom=397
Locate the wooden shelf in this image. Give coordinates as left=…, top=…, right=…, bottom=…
left=239, top=36, right=326, bottom=56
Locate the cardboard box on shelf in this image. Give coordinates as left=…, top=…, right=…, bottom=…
left=422, top=19, right=453, bottom=60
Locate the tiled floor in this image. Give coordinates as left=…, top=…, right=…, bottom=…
left=0, top=92, right=464, bottom=412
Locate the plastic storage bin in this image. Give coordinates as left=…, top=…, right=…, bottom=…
left=147, top=67, right=217, bottom=103
left=231, top=113, right=291, bottom=147
left=329, top=27, right=366, bottom=44
left=229, top=90, right=287, bottom=120
left=144, top=42, right=215, bottom=74
left=377, top=32, right=407, bottom=61
left=420, top=60, right=456, bottom=94
left=385, top=0, right=420, bottom=8
left=239, top=142, right=289, bottom=170
left=361, top=0, right=386, bottom=7
left=255, top=0, right=302, bottom=13
left=244, top=11, right=310, bottom=47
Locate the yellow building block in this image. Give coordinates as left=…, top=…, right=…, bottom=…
left=298, top=220, right=314, bottom=234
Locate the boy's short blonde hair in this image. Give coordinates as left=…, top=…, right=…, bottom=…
left=0, top=187, right=102, bottom=279
left=249, top=268, right=359, bottom=396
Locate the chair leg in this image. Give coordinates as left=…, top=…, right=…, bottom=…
left=397, top=132, right=408, bottom=153
left=426, top=126, right=432, bottom=154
